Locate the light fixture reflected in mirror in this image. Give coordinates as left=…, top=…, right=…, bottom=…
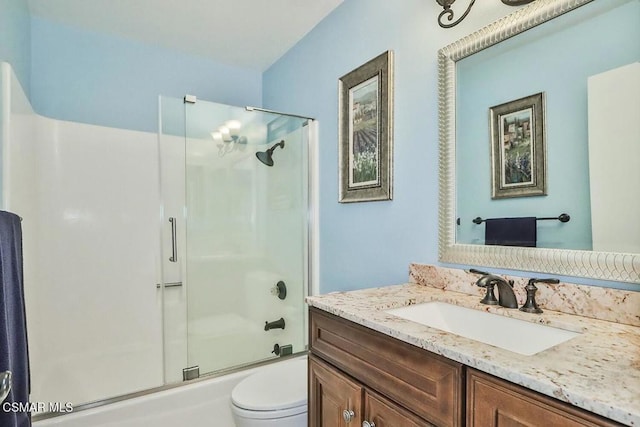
left=436, top=0, right=535, bottom=28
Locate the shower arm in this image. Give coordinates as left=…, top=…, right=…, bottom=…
left=269, top=140, right=285, bottom=153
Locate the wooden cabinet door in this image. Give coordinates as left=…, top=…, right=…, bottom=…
left=364, top=389, right=435, bottom=427
left=310, top=307, right=464, bottom=427
left=467, top=369, right=620, bottom=427
left=309, top=355, right=363, bottom=427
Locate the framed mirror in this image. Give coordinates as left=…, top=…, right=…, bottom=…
left=438, top=0, right=640, bottom=283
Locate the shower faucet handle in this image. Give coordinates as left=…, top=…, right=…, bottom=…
left=271, top=343, right=280, bottom=355
left=270, top=281, right=287, bottom=300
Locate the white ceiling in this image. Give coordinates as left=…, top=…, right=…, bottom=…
left=27, top=0, right=344, bottom=71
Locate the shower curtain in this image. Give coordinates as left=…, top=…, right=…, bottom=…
left=0, top=211, right=31, bottom=427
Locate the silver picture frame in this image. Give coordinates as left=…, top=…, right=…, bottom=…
left=438, top=0, right=640, bottom=283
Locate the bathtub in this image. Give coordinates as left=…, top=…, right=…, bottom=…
left=34, top=356, right=306, bottom=427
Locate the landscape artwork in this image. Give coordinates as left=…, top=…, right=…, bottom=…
left=349, top=76, right=379, bottom=187
left=500, top=108, right=534, bottom=187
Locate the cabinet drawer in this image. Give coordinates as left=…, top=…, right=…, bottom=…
left=366, top=388, right=435, bottom=427
left=310, top=308, right=464, bottom=427
left=467, top=369, right=622, bottom=427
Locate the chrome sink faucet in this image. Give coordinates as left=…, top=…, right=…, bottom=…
left=473, top=272, right=518, bottom=309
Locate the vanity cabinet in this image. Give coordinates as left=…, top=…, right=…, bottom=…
left=309, top=355, right=431, bottom=427
left=309, top=308, right=464, bottom=427
left=466, top=369, right=621, bottom=427
left=309, top=307, right=623, bottom=427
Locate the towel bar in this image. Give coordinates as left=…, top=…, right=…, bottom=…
left=472, top=213, right=570, bottom=224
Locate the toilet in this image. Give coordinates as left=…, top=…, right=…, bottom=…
left=231, top=357, right=308, bottom=427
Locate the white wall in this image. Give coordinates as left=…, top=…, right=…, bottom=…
left=588, top=62, right=640, bottom=253
left=3, top=63, right=165, bottom=406
left=26, top=118, right=164, bottom=406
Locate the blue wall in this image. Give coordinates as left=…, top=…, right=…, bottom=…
left=0, top=0, right=30, bottom=206
left=0, top=0, right=30, bottom=95
left=263, top=0, right=639, bottom=292
left=263, top=0, right=506, bottom=293
left=30, top=17, right=262, bottom=133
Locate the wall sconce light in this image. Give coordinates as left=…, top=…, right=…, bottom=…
left=211, top=120, right=248, bottom=157
left=436, top=0, right=535, bottom=28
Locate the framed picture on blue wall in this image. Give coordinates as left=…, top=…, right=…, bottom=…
left=489, top=92, right=547, bottom=199
left=338, top=50, right=394, bottom=203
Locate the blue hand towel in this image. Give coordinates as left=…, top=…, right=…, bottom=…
left=0, top=211, right=31, bottom=427
left=485, top=217, right=537, bottom=247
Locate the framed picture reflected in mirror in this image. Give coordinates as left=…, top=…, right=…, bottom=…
left=490, top=92, right=546, bottom=199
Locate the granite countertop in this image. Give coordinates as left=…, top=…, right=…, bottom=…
left=306, top=283, right=640, bottom=426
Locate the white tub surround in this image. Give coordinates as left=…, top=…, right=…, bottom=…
left=2, top=62, right=165, bottom=407
left=306, top=270, right=640, bottom=425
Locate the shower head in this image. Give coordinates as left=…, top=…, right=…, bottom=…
left=256, top=140, right=285, bottom=167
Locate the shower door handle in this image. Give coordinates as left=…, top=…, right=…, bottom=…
left=169, top=217, right=177, bottom=262
left=156, top=281, right=183, bottom=289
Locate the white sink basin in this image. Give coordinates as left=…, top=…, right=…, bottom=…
left=385, top=301, right=580, bottom=356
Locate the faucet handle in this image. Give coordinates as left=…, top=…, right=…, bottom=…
left=469, top=268, right=490, bottom=278
left=529, top=278, right=560, bottom=285
left=519, top=278, right=550, bottom=314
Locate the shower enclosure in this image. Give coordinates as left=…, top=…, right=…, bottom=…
left=2, top=61, right=312, bottom=417
left=159, top=96, right=311, bottom=382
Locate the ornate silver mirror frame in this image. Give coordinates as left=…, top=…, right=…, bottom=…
left=437, top=0, right=640, bottom=284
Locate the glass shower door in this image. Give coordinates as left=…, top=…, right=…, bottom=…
left=183, top=99, right=309, bottom=376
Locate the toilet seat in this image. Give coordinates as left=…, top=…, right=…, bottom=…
left=231, top=358, right=307, bottom=420
left=231, top=403, right=307, bottom=420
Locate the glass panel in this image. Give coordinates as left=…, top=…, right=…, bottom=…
left=158, top=95, right=189, bottom=384
left=184, top=100, right=308, bottom=375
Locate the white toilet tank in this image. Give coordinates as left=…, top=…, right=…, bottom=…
left=231, top=357, right=308, bottom=427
